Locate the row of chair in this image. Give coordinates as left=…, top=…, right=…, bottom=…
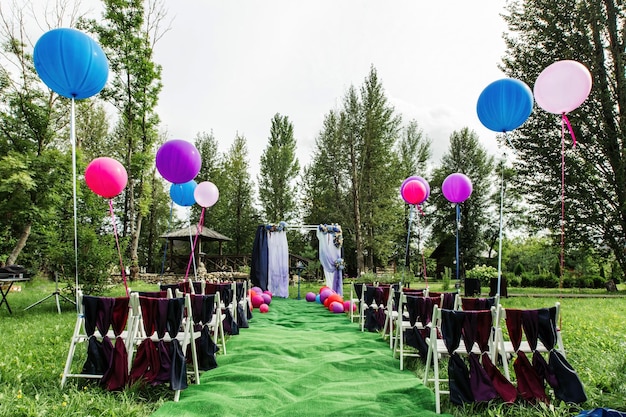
left=348, top=282, right=586, bottom=413
left=61, top=279, right=251, bottom=401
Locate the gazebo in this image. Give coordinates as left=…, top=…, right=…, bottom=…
left=160, top=225, right=232, bottom=273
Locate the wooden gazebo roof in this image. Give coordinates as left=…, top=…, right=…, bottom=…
left=160, top=225, right=231, bottom=242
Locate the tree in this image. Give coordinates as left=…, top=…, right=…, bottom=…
left=258, top=113, right=300, bottom=223
left=81, top=0, right=167, bottom=279
left=429, top=128, right=495, bottom=276
left=303, top=66, right=404, bottom=275
left=212, top=134, right=259, bottom=254
left=193, top=130, right=221, bottom=227
left=500, top=0, right=626, bottom=279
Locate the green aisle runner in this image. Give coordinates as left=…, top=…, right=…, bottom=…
left=152, top=297, right=449, bottom=417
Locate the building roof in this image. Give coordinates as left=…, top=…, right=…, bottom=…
left=160, top=225, right=232, bottom=242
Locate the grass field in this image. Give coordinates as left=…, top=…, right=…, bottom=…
left=0, top=276, right=624, bottom=416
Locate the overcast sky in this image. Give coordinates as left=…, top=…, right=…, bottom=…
left=146, top=1, right=510, bottom=179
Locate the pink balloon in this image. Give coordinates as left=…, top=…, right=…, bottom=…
left=251, top=294, right=264, bottom=308
left=194, top=181, right=219, bottom=208
left=84, top=157, right=128, bottom=198
left=400, top=176, right=430, bottom=202
left=533, top=60, right=592, bottom=114
left=441, top=173, right=473, bottom=204
left=401, top=180, right=427, bottom=205
left=259, top=303, right=269, bottom=313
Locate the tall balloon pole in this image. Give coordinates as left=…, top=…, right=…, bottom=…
left=496, top=155, right=506, bottom=298
left=70, top=98, right=79, bottom=305
left=455, top=203, right=461, bottom=284
left=442, top=173, right=472, bottom=288
left=477, top=77, right=534, bottom=298
left=534, top=60, right=592, bottom=292
left=400, top=176, right=429, bottom=287
left=33, top=28, right=109, bottom=308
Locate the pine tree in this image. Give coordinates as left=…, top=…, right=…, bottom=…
left=258, top=113, right=300, bottom=223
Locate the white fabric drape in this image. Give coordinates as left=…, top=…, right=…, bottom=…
left=267, top=230, right=289, bottom=297
left=317, top=230, right=342, bottom=295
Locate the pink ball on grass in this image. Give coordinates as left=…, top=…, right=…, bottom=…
left=305, top=292, right=316, bottom=302
left=343, top=300, right=357, bottom=312
left=251, top=294, right=264, bottom=308
left=261, top=293, right=272, bottom=305
left=259, top=303, right=269, bottom=313
left=263, top=290, right=273, bottom=297
left=330, top=301, right=344, bottom=313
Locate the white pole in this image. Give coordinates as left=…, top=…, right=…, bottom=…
left=71, top=98, right=79, bottom=311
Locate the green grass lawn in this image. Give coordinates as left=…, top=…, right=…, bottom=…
left=0, top=277, right=624, bottom=416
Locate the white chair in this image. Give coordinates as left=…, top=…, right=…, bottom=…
left=423, top=306, right=497, bottom=413
left=61, top=290, right=140, bottom=390
left=130, top=292, right=199, bottom=402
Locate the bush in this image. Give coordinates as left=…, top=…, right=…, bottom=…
left=520, top=272, right=535, bottom=287
left=466, top=264, right=498, bottom=286
left=505, top=272, right=521, bottom=287
left=513, top=262, right=525, bottom=276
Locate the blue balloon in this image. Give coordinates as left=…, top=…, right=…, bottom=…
left=34, top=28, right=109, bottom=99
left=170, top=180, right=197, bottom=207
left=476, top=78, right=533, bottom=132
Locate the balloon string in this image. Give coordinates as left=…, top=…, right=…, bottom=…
left=184, top=207, right=205, bottom=284
left=109, top=199, right=129, bottom=297
left=160, top=200, right=174, bottom=276
left=560, top=119, right=566, bottom=293
left=562, top=113, right=577, bottom=148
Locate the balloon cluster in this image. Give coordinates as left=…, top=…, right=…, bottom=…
left=156, top=139, right=219, bottom=208
left=249, top=286, right=272, bottom=313
left=305, top=286, right=356, bottom=314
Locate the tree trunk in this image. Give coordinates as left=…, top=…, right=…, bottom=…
left=6, top=222, right=31, bottom=265
left=350, top=146, right=364, bottom=275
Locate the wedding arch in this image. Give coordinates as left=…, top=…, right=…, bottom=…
left=250, top=223, right=344, bottom=297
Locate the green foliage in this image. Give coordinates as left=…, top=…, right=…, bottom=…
left=210, top=134, right=260, bottom=254
left=258, top=113, right=300, bottom=223
left=441, top=266, right=451, bottom=291
left=514, top=262, right=524, bottom=276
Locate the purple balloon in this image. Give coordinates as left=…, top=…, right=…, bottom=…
left=320, top=288, right=334, bottom=303
left=442, top=173, right=473, bottom=203
left=261, top=293, right=272, bottom=305
left=305, top=292, right=316, bottom=302
left=330, top=301, right=344, bottom=313
left=156, top=140, right=201, bottom=184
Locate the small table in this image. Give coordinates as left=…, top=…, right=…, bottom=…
left=0, top=274, right=30, bottom=314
